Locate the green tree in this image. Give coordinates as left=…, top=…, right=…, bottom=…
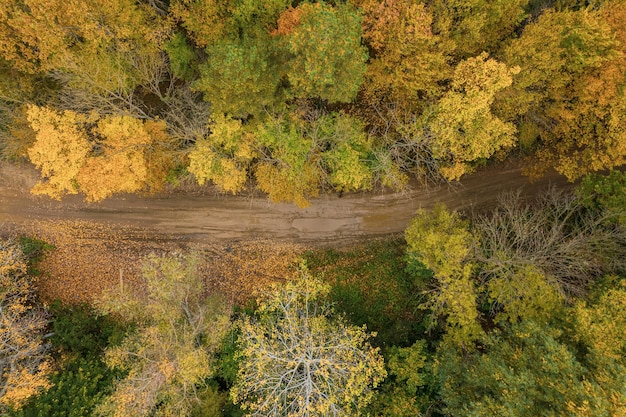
left=254, top=114, right=321, bottom=207
left=436, top=320, right=611, bottom=417
left=194, top=34, right=283, bottom=116
left=95, top=253, right=231, bottom=417
left=279, top=2, right=368, bottom=103
left=576, top=170, right=626, bottom=225
left=232, top=267, right=386, bottom=416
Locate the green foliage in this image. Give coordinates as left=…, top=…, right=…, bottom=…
left=9, top=357, right=119, bottom=417
left=165, top=32, right=197, bottom=81
left=576, top=170, right=626, bottom=224
left=17, top=237, right=54, bottom=276
left=304, top=240, right=427, bottom=347
left=195, top=35, right=282, bottom=116
left=437, top=321, right=586, bottom=416
left=366, top=340, right=431, bottom=417
left=282, top=2, right=368, bottom=103
left=254, top=114, right=320, bottom=207
left=317, top=113, right=374, bottom=192
left=49, top=302, right=126, bottom=356
left=96, top=253, right=232, bottom=417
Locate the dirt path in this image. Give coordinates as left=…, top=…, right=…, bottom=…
left=0, top=160, right=571, bottom=244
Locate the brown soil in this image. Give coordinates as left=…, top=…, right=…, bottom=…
left=0, top=160, right=571, bottom=244
left=0, top=160, right=572, bottom=305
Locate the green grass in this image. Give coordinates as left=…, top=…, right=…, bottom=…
left=304, top=239, right=430, bottom=348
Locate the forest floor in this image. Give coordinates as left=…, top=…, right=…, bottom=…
left=0, top=160, right=571, bottom=305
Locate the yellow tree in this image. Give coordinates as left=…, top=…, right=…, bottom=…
left=357, top=0, right=452, bottom=112
left=426, top=53, right=519, bottom=180
left=232, top=267, right=386, bottom=416
left=27, top=106, right=172, bottom=202
left=502, top=5, right=626, bottom=180
left=95, top=253, right=231, bottom=417
left=26, top=105, right=91, bottom=199
left=0, top=239, right=51, bottom=410
left=405, top=204, right=482, bottom=347
left=188, top=114, right=257, bottom=194
left=76, top=115, right=158, bottom=202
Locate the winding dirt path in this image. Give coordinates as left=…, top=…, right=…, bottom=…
left=0, top=160, right=570, bottom=244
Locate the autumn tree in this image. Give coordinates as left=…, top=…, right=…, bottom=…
left=278, top=2, right=368, bottom=103
left=0, top=239, right=51, bottom=411
left=194, top=34, right=283, bottom=117
left=232, top=267, right=386, bottom=416
left=95, top=253, right=231, bottom=417
left=428, top=0, right=529, bottom=58
left=404, top=204, right=482, bottom=347
left=423, top=53, right=519, bottom=180
left=357, top=0, right=452, bottom=112
left=26, top=106, right=174, bottom=201
left=188, top=114, right=257, bottom=194
left=502, top=5, right=626, bottom=179
left=254, top=114, right=321, bottom=207
left=26, top=106, right=91, bottom=199
left=314, top=112, right=374, bottom=193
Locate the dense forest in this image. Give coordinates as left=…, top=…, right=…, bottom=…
left=0, top=0, right=624, bottom=205
left=2, top=178, right=626, bottom=416
left=1, top=0, right=626, bottom=416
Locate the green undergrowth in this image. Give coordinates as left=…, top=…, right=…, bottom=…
left=304, top=239, right=430, bottom=348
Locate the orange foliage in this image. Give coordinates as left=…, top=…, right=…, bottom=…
left=272, top=6, right=303, bottom=36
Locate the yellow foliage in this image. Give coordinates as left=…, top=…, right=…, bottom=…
left=255, top=162, right=320, bottom=208
left=27, top=109, right=168, bottom=202
left=0, top=239, right=51, bottom=410
left=405, top=204, right=482, bottom=347
left=188, top=115, right=257, bottom=194
left=428, top=53, right=519, bottom=180
left=233, top=268, right=386, bottom=416
left=360, top=0, right=452, bottom=110
left=77, top=115, right=152, bottom=202
left=97, top=254, right=231, bottom=417
left=26, top=105, right=91, bottom=199
left=487, top=266, right=564, bottom=324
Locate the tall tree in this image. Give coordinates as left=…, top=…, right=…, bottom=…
left=188, top=114, right=257, bottom=194
left=26, top=106, right=174, bottom=201
left=95, top=253, right=231, bottom=417
left=405, top=204, right=482, bottom=347
left=278, top=2, right=368, bottom=103
left=502, top=5, right=626, bottom=180
left=232, top=267, right=386, bottom=416
left=424, top=53, right=519, bottom=180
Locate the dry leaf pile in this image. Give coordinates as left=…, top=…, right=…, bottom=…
left=1, top=220, right=305, bottom=307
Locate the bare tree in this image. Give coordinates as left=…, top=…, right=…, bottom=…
left=472, top=189, right=626, bottom=296
left=232, top=268, right=386, bottom=417
left=0, top=239, right=51, bottom=410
